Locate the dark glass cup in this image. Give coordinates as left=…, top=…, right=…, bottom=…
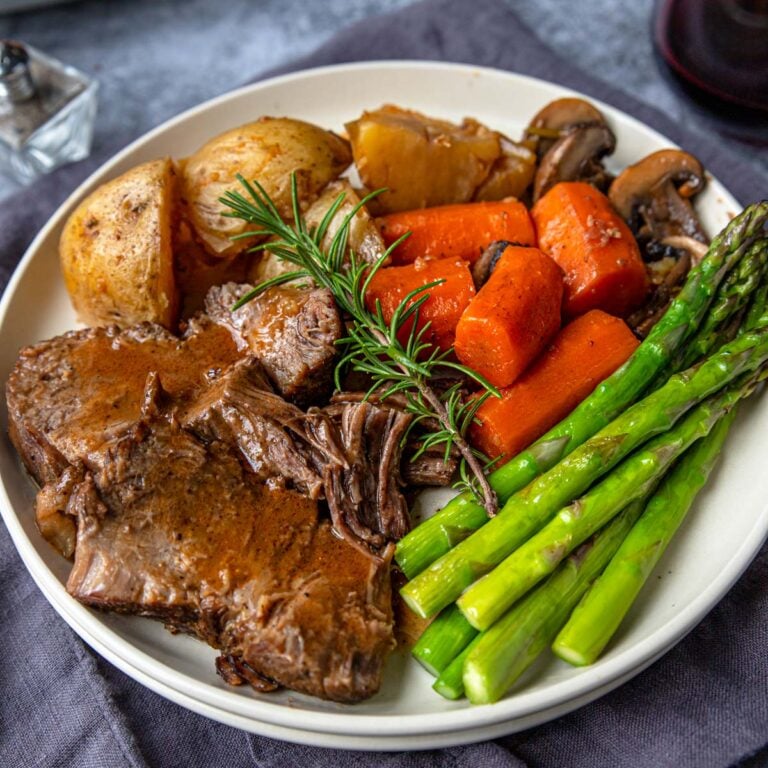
left=654, top=0, right=768, bottom=143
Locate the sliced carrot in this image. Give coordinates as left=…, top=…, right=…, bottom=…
left=454, top=245, right=563, bottom=389
left=470, top=310, right=639, bottom=461
left=364, top=258, right=475, bottom=351
left=378, top=200, right=536, bottom=266
left=532, top=181, right=648, bottom=318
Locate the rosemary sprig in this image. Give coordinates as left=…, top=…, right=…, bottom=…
left=220, top=174, right=501, bottom=516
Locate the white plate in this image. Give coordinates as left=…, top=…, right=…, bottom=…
left=1, top=61, right=766, bottom=750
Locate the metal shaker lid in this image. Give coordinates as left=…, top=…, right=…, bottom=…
left=0, top=40, right=36, bottom=104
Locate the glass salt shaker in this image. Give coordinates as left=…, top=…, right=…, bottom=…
left=0, top=40, right=98, bottom=185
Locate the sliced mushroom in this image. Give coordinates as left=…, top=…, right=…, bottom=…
left=525, top=97, right=607, bottom=159
left=608, top=149, right=708, bottom=257
left=651, top=234, right=709, bottom=264
left=533, top=123, right=616, bottom=202
left=612, top=149, right=710, bottom=337
left=471, top=240, right=516, bottom=288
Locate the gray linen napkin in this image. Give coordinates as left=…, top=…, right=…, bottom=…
left=1, top=0, right=766, bottom=766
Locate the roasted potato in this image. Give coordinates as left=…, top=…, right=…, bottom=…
left=473, top=137, right=537, bottom=202
left=60, top=158, right=178, bottom=329
left=345, top=105, right=501, bottom=214
left=181, top=117, right=351, bottom=258
left=249, top=180, right=386, bottom=286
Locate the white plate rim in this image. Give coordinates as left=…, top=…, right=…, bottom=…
left=0, top=59, right=765, bottom=743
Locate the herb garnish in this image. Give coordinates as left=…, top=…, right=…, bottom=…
left=220, top=174, right=500, bottom=516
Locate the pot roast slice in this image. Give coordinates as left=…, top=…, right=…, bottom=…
left=65, top=413, right=394, bottom=703
left=5, top=319, right=333, bottom=556
left=5, top=319, right=241, bottom=487
left=6, top=319, right=243, bottom=558
left=205, top=283, right=341, bottom=406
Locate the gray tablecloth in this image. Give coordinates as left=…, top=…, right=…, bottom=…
left=1, top=0, right=767, bottom=766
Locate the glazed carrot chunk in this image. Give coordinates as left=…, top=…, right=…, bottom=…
left=470, top=310, right=640, bottom=461
left=454, top=245, right=563, bottom=388
left=532, top=181, right=648, bottom=318
left=365, top=258, right=476, bottom=352
left=378, top=200, right=535, bottom=266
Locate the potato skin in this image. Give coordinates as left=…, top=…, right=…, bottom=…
left=60, top=158, right=178, bottom=329
left=181, top=117, right=352, bottom=257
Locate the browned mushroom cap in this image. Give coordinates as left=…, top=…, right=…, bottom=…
left=529, top=97, right=606, bottom=130
left=533, top=123, right=616, bottom=202
left=525, top=98, right=607, bottom=158
left=609, top=149, right=705, bottom=220
left=608, top=149, right=708, bottom=264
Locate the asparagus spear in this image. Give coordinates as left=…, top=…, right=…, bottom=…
left=457, top=371, right=761, bottom=631
left=395, top=203, right=768, bottom=579
left=551, top=406, right=738, bottom=666
left=703, top=278, right=768, bottom=357
left=432, top=636, right=481, bottom=700
left=400, top=327, right=768, bottom=619
left=460, top=499, right=647, bottom=704
left=412, top=605, right=477, bottom=676
left=710, top=284, right=768, bottom=367
left=670, top=241, right=768, bottom=371
left=745, top=279, right=768, bottom=331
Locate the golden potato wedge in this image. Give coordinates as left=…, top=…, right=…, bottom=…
left=181, top=117, right=351, bottom=258
left=60, top=158, right=178, bottom=329
left=345, top=105, right=501, bottom=214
